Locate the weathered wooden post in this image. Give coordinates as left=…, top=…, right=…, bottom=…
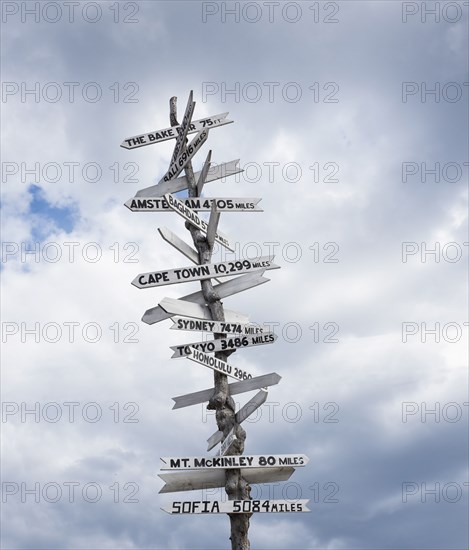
left=121, top=92, right=310, bottom=550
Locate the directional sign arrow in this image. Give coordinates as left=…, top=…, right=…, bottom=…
left=186, top=347, right=254, bottom=382
left=132, top=256, right=278, bottom=289
left=161, top=498, right=311, bottom=514
left=160, top=454, right=309, bottom=470
left=170, top=316, right=267, bottom=335
left=171, top=372, right=281, bottom=409
left=207, top=390, right=268, bottom=451
left=121, top=112, right=232, bottom=150
left=159, top=130, right=208, bottom=185
left=197, top=150, right=212, bottom=196
left=134, top=160, right=243, bottom=198
left=236, top=389, right=268, bottom=424
left=206, top=202, right=220, bottom=250
left=161, top=499, right=311, bottom=514
left=157, top=227, right=223, bottom=285
left=159, top=298, right=248, bottom=325
left=216, top=427, right=237, bottom=457
left=142, top=271, right=270, bottom=325
left=158, top=466, right=295, bottom=493
left=158, top=227, right=199, bottom=265
left=125, top=197, right=263, bottom=213
left=170, top=332, right=277, bottom=358
left=164, top=192, right=233, bottom=251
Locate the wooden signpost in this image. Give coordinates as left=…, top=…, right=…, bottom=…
left=121, top=91, right=309, bottom=549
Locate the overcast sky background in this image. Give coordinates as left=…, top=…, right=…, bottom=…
left=1, top=1, right=468, bottom=549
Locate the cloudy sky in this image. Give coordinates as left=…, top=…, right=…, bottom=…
left=1, top=1, right=468, bottom=549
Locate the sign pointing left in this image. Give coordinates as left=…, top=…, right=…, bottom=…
left=132, top=256, right=278, bottom=289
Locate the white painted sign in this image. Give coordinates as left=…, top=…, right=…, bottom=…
left=142, top=271, right=269, bottom=325
left=170, top=92, right=195, bottom=164
left=162, top=499, right=310, bottom=514
left=197, top=150, right=212, bottom=196
left=157, top=227, right=223, bottom=284
left=160, top=454, right=309, bottom=470
left=159, top=298, right=248, bottom=325
left=159, top=129, right=208, bottom=184
left=186, top=347, right=254, bottom=382
left=132, top=256, right=277, bottom=289
left=170, top=316, right=267, bottom=336
left=159, top=466, right=294, bottom=493
left=121, top=112, right=232, bottom=150
left=135, top=160, right=243, bottom=198
left=205, top=202, right=220, bottom=250
left=164, top=192, right=233, bottom=251
left=236, top=389, right=268, bottom=424
left=216, top=427, right=237, bottom=457
left=171, top=372, right=281, bottom=409
left=170, top=332, right=277, bottom=358
left=125, top=197, right=263, bottom=213
left=158, top=227, right=199, bottom=265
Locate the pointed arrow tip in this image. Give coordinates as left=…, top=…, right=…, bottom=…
left=141, top=312, right=153, bottom=324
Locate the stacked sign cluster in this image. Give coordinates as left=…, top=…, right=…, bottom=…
left=121, top=92, right=310, bottom=518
